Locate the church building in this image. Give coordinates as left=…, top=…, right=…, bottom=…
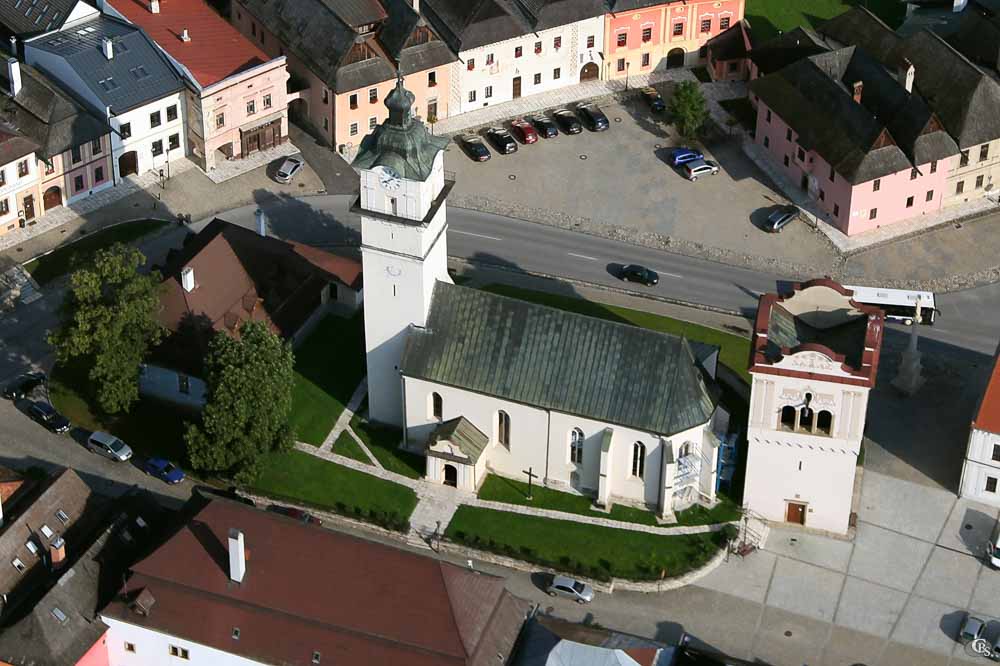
left=352, top=79, right=727, bottom=518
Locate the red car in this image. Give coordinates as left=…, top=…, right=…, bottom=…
left=510, top=118, right=538, bottom=144
left=267, top=504, right=323, bottom=526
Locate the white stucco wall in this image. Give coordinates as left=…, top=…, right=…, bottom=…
left=449, top=15, right=605, bottom=115
left=109, top=92, right=187, bottom=180
left=744, top=370, right=870, bottom=533
left=960, top=428, right=1000, bottom=507
left=102, top=617, right=266, bottom=666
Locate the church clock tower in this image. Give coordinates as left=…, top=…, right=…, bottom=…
left=352, top=78, right=452, bottom=426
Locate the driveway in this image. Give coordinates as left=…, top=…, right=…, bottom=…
left=443, top=91, right=838, bottom=272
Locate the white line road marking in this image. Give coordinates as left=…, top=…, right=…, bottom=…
left=452, top=230, right=503, bottom=241
left=567, top=252, right=599, bottom=261
left=651, top=269, right=684, bottom=279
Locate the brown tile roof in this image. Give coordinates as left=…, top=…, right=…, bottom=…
left=0, top=469, right=94, bottom=607
left=158, top=219, right=362, bottom=339
left=102, top=499, right=529, bottom=666
left=974, top=342, right=1000, bottom=435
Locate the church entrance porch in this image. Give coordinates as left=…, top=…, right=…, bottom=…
left=423, top=416, right=488, bottom=493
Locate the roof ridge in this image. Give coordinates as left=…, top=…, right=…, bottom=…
left=437, top=561, right=470, bottom=657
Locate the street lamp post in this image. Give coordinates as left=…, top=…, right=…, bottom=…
left=625, top=61, right=631, bottom=91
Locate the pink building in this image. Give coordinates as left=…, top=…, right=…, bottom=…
left=749, top=48, right=958, bottom=235
left=230, top=0, right=454, bottom=157
left=107, top=0, right=290, bottom=172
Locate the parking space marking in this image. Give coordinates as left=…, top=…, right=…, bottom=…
left=452, top=230, right=503, bottom=241
left=567, top=252, right=599, bottom=261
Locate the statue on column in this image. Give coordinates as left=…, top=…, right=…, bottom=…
left=892, top=296, right=925, bottom=396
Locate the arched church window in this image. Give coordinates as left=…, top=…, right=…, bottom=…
left=816, top=410, right=833, bottom=436
left=570, top=428, right=584, bottom=464
left=632, top=442, right=646, bottom=478
left=780, top=405, right=796, bottom=431
left=497, top=410, right=511, bottom=449
left=430, top=392, right=443, bottom=420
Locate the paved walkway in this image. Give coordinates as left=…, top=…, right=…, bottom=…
left=204, top=141, right=300, bottom=184
left=430, top=68, right=698, bottom=136
left=319, top=377, right=368, bottom=453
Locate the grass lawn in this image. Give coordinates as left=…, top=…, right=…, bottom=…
left=446, top=506, right=732, bottom=581
left=480, top=474, right=742, bottom=526
left=745, top=0, right=905, bottom=43
left=719, top=98, right=757, bottom=132
left=350, top=401, right=425, bottom=479
left=252, top=449, right=418, bottom=531
left=290, top=312, right=366, bottom=446
left=49, top=361, right=190, bottom=464
left=480, top=284, right=751, bottom=383
left=333, top=431, right=372, bottom=465
left=25, top=220, right=171, bottom=286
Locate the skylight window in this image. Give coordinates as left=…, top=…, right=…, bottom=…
left=25, top=539, right=39, bottom=555
left=56, top=509, right=69, bottom=524
left=85, top=26, right=95, bottom=33
left=12, top=558, right=25, bottom=573
left=51, top=607, right=68, bottom=624
left=40, top=524, right=54, bottom=539
left=232, top=628, right=240, bottom=640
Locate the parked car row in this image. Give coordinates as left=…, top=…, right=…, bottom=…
left=667, top=147, right=721, bottom=182
left=456, top=103, right=610, bottom=162
left=2, top=370, right=185, bottom=485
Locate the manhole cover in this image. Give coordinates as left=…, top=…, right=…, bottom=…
left=955, top=222, right=963, bottom=229
left=15, top=247, right=22, bottom=252
left=508, top=174, right=517, bottom=180
left=579, top=154, right=588, bottom=160
left=614, top=117, right=622, bottom=123
left=298, top=183, right=305, bottom=188
left=784, top=630, right=793, bottom=637
left=965, top=523, right=974, bottom=530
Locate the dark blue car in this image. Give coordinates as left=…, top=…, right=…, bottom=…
left=670, top=147, right=704, bottom=166
left=144, top=457, right=185, bottom=484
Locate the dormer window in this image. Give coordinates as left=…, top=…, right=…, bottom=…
left=40, top=524, right=54, bottom=539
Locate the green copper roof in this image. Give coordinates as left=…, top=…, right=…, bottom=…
left=427, top=416, right=489, bottom=462
left=352, top=77, right=449, bottom=181
left=401, top=283, right=719, bottom=437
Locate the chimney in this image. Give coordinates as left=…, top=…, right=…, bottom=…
left=181, top=266, right=195, bottom=292
left=8, top=36, right=15, bottom=56
left=49, top=536, right=66, bottom=569
left=412, top=0, right=420, bottom=12
left=255, top=208, right=267, bottom=237
left=898, top=58, right=915, bottom=93
left=228, top=529, right=246, bottom=583
left=102, top=36, right=114, bottom=60
left=6, top=58, right=20, bottom=97
left=852, top=80, right=863, bottom=104
left=150, top=0, right=161, bottom=13
left=180, top=29, right=191, bottom=42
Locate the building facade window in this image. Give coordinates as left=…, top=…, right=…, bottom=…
left=263, top=94, right=272, bottom=109
left=121, top=122, right=132, bottom=139
left=168, top=645, right=190, bottom=659
left=533, top=73, right=541, bottom=85
left=783, top=155, right=789, bottom=167
left=720, top=16, right=731, bottom=30
left=869, top=208, right=877, bottom=220
left=428, top=71, right=436, bottom=87
left=124, top=642, right=136, bottom=653
left=961, top=150, right=970, bottom=167
left=910, top=168, right=918, bottom=180
left=553, top=67, right=561, bottom=79
left=469, top=90, right=477, bottom=102
left=71, top=146, right=82, bottom=163
left=74, top=174, right=84, bottom=191
left=430, top=392, right=442, bottom=420
left=988, top=476, right=998, bottom=493
left=977, top=174, right=985, bottom=189
left=350, top=122, right=359, bottom=136
left=369, top=116, right=377, bottom=130
left=957, top=180, right=965, bottom=194
left=930, top=160, right=937, bottom=173
left=91, top=138, right=102, bottom=154
left=765, top=109, right=771, bottom=123
left=587, top=35, right=595, bottom=48
left=642, top=27, right=652, bottom=42
left=17, top=160, right=28, bottom=177
left=570, top=428, right=584, bottom=463
left=554, top=36, right=561, bottom=49
left=926, top=189, right=934, bottom=201
left=829, top=166, right=835, bottom=181
left=992, top=443, right=1000, bottom=462
left=981, top=144, right=990, bottom=162
left=95, top=166, right=104, bottom=182
left=833, top=203, right=840, bottom=217
left=0, top=199, right=9, bottom=215
left=616, top=33, right=627, bottom=47
left=497, top=411, right=510, bottom=448
left=515, top=46, right=523, bottom=58
left=150, top=111, right=161, bottom=128
left=785, top=128, right=792, bottom=141
left=467, top=58, right=475, bottom=71
left=484, top=86, right=492, bottom=98
left=486, top=53, right=494, bottom=65
left=700, top=18, right=711, bottom=33
left=369, top=88, right=378, bottom=103
left=873, top=179, right=880, bottom=192
left=349, top=94, right=358, bottom=109
left=617, top=58, right=625, bottom=72
left=168, top=133, right=180, bottom=151
left=534, top=41, right=542, bottom=54
left=641, top=53, right=650, bottom=67
left=151, top=140, right=163, bottom=157
left=247, top=100, right=256, bottom=115
left=797, top=147, right=805, bottom=162
left=167, top=104, right=178, bottom=122
left=906, top=195, right=914, bottom=208
left=322, top=88, right=329, bottom=104
left=673, top=22, right=683, bottom=36
left=631, top=442, right=645, bottom=478
left=215, top=114, right=225, bottom=129
left=763, top=136, right=770, bottom=148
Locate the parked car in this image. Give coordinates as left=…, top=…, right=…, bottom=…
left=959, top=614, right=985, bottom=645
left=510, top=118, right=539, bottom=144
left=547, top=574, right=594, bottom=604
left=764, top=205, right=800, bottom=233
left=274, top=156, right=304, bottom=184
left=457, top=133, right=491, bottom=162
left=577, top=103, right=609, bottom=131
left=29, top=401, right=70, bottom=434
left=683, top=159, right=720, bottom=181
left=640, top=86, right=666, bottom=113
left=144, top=457, right=185, bottom=484
left=267, top=504, right=323, bottom=526
left=669, top=147, right=704, bottom=166
left=552, top=109, right=582, bottom=134
left=486, top=127, right=518, bottom=154
left=87, top=431, right=133, bottom=462
left=3, top=371, right=45, bottom=400
left=620, top=264, right=659, bottom=286
left=529, top=114, right=558, bottom=138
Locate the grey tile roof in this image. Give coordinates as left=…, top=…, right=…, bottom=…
left=750, top=45, right=957, bottom=184
left=0, top=0, right=79, bottom=38
left=948, top=7, right=1000, bottom=72
left=379, top=0, right=457, bottom=76
left=748, top=26, right=829, bottom=76
left=427, top=416, right=490, bottom=462
left=0, top=62, right=109, bottom=159
left=318, top=0, right=387, bottom=28
left=0, top=120, right=38, bottom=165
left=29, top=15, right=183, bottom=114
left=401, top=283, right=718, bottom=437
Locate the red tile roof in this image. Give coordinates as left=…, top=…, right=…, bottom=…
left=974, top=344, right=1000, bottom=435
left=108, top=0, right=272, bottom=87
left=101, top=500, right=528, bottom=666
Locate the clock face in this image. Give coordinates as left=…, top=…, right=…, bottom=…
left=385, top=264, right=402, bottom=277
left=376, top=166, right=402, bottom=192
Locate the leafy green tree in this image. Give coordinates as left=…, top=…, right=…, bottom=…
left=669, top=81, right=708, bottom=141
left=185, top=320, right=295, bottom=483
left=49, top=243, right=163, bottom=414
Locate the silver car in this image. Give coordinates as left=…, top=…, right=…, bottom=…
left=87, top=431, right=133, bottom=462
left=959, top=613, right=985, bottom=645
left=683, top=159, right=720, bottom=181
left=546, top=574, right=594, bottom=604
left=274, top=156, right=304, bottom=184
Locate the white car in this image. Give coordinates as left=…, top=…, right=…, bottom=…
left=87, top=431, right=133, bottom=462
left=274, top=156, right=304, bottom=184
left=684, top=159, right=720, bottom=181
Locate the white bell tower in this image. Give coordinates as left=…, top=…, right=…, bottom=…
left=352, top=78, right=452, bottom=426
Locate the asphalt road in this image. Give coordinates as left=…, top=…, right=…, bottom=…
left=219, top=196, right=1000, bottom=356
